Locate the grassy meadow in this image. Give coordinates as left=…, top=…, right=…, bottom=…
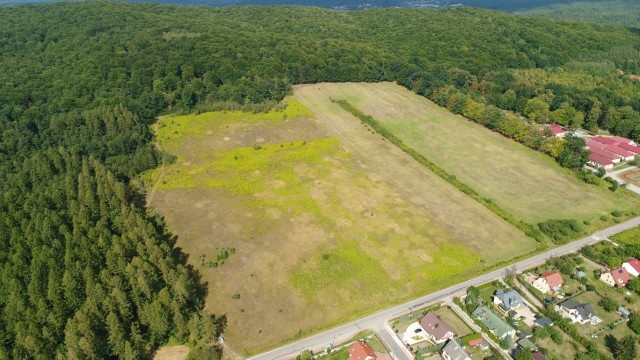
left=144, top=96, right=537, bottom=353
left=297, top=82, right=640, bottom=225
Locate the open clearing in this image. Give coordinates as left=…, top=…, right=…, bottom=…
left=297, top=82, right=640, bottom=224
left=144, top=95, right=535, bottom=353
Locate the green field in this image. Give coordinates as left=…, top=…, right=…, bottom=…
left=299, top=82, right=639, bottom=225
left=144, top=95, right=537, bottom=354
left=611, top=226, right=640, bottom=245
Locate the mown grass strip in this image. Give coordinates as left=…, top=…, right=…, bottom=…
left=334, top=99, right=543, bottom=242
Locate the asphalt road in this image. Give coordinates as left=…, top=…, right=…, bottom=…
left=248, top=217, right=640, bottom=360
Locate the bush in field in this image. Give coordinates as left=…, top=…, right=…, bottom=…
left=599, top=297, right=618, bottom=312
left=538, top=219, right=584, bottom=243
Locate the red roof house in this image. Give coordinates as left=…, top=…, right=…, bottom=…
left=469, top=338, right=485, bottom=347
left=542, top=272, right=564, bottom=291
left=589, top=146, right=621, bottom=162
left=603, top=145, right=636, bottom=161
left=592, top=136, right=618, bottom=146
left=549, top=124, right=568, bottom=137
left=622, top=258, right=640, bottom=277
left=348, top=340, right=377, bottom=360
left=617, top=142, right=640, bottom=155
left=588, top=153, right=614, bottom=170
left=610, top=136, right=635, bottom=145
left=611, top=268, right=631, bottom=287
left=586, top=139, right=605, bottom=149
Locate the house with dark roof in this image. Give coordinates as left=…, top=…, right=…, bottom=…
left=533, top=351, right=549, bottom=360
left=441, top=339, right=471, bottom=360
left=556, top=299, right=599, bottom=324
left=418, top=312, right=456, bottom=344
left=493, top=289, right=522, bottom=313
left=600, top=267, right=631, bottom=288
left=402, top=311, right=456, bottom=345
left=348, top=340, right=377, bottom=360
left=473, top=306, right=516, bottom=340
left=533, top=317, right=553, bottom=328
left=622, top=258, right=640, bottom=277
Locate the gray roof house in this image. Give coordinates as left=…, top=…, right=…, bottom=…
left=533, top=317, right=553, bottom=327
left=473, top=306, right=516, bottom=340
left=441, top=339, right=471, bottom=360
left=493, top=289, right=523, bottom=312
left=556, top=299, right=596, bottom=324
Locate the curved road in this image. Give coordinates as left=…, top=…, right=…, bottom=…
left=248, top=217, right=640, bottom=360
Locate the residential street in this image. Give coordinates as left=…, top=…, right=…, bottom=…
left=247, top=217, right=640, bottom=360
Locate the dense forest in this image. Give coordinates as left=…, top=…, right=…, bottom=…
left=521, top=0, right=640, bottom=28
left=0, top=0, right=607, bottom=12
left=1, top=2, right=639, bottom=358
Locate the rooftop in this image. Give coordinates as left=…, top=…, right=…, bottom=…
left=418, top=312, right=456, bottom=340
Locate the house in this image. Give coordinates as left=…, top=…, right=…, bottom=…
left=531, top=272, right=564, bottom=294
left=533, top=351, right=549, bottom=360
left=610, top=136, right=636, bottom=146
left=618, top=307, right=631, bottom=319
left=556, top=299, right=599, bottom=324
left=533, top=317, right=553, bottom=328
left=603, top=145, right=636, bottom=161
left=348, top=340, right=377, bottom=360
left=617, top=142, right=640, bottom=154
left=517, top=338, right=537, bottom=351
left=588, top=153, right=614, bottom=170
left=418, top=312, right=456, bottom=344
left=468, top=338, right=487, bottom=349
left=473, top=306, right=516, bottom=340
left=531, top=277, right=550, bottom=294
left=589, top=146, right=621, bottom=163
left=591, top=136, right=618, bottom=146
left=401, top=312, right=456, bottom=345
left=548, top=124, right=569, bottom=138
left=600, top=268, right=630, bottom=288
left=493, top=289, right=523, bottom=313
left=622, top=258, right=640, bottom=277
left=441, top=339, right=471, bottom=360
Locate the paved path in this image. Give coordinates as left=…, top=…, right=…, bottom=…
left=608, top=166, right=640, bottom=195
left=247, top=217, right=640, bottom=360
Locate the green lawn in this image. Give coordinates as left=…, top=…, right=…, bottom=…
left=611, top=226, right=640, bottom=245
left=310, top=82, right=640, bottom=225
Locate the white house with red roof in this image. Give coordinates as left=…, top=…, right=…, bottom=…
left=589, top=146, right=621, bottom=163
left=617, top=142, right=640, bottom=154
left=548, top=124, right=569, bottom=138
left=532, top=272, right=564, bottom=294
left=622, top=258, right=640, bottom=277
left=610, top=136, right=636, bottom=146
left=588, top=153, right=614, bottom=170
left=600, top=267, right=631, bottom=288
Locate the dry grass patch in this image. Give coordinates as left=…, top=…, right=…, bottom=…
left=145, top=95, right=538, bottom=354
left=296, top=82, right=640, bottom=225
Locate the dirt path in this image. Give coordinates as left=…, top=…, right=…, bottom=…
left=146, top=122, right=166, bottom=207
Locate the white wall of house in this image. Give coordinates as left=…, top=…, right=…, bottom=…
left=622, top=263, right=640, bottom=277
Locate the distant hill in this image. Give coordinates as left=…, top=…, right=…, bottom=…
left=0, top=0, right=607, bottom=12
left=520, top=0, right=640, bottom=27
